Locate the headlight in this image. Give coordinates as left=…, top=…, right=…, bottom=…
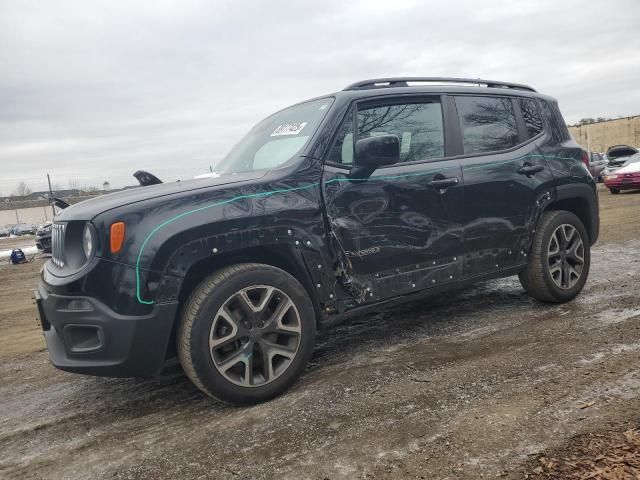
left=606, top=174, right=618, bottom=180
left=83, top=223, right=94, bottom=258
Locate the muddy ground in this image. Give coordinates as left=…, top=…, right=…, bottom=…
left=1, top=185, right=639, bottom=480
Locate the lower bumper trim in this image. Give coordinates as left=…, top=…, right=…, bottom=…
left=37, top=279, right=178, bottom=378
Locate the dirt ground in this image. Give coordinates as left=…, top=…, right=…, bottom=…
left=1, top=185, right=639, bottom=480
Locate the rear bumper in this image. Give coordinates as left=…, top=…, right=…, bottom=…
left=35, top=278, right=178, bottom=377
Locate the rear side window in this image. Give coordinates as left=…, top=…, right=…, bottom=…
left=518, top=98, right=544, bottom=138
left=455, top=96, right=519, bottom=154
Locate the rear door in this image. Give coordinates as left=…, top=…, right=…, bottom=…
left=452, top=94, right=553, bottom=277
left=322, top=95, right=465, bottom=300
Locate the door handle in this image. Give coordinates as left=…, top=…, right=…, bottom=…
left=518, top=164, right=544, bottom=175
left=429, top=177, right=459, bottom=189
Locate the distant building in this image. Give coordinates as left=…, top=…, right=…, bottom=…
left=103, top=181, right=111, bottom=191
left=568, top=115, right=640, bottom=152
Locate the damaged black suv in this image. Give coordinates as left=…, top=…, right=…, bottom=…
left=35, top=77, right=599, bottom=404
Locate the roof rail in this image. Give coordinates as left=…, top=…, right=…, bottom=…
left=343, top=77, right=537, bottom=92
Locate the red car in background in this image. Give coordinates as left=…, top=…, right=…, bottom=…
left=604, top=153, right=640, bottom=194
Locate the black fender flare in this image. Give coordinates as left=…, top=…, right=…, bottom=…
left=544, top=183, right=599, bottom=245
left=152, top=226, right=338, bottom=312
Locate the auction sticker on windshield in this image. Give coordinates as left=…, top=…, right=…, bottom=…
left=271, top=122, right=307, bottom=136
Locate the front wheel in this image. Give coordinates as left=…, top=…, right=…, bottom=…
left=610, top=188, right=620, bottom=194
left=178, top=263, right=316, bottom=405
left=519, top=211, right=590, bottom=303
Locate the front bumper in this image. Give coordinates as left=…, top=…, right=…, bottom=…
left=36, top=234, right=51, bottom=252
left=35, top=278, right=178, bottom=377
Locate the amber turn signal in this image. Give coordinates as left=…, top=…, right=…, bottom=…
left=110, top=222, right=126, bottom=254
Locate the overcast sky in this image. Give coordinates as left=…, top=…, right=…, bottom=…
left=1, top=0, right=639, bottom=194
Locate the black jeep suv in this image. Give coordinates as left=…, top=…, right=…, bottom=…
left=35, top=77, right=599, bottom=404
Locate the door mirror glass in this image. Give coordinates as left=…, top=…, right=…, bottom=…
left=355, top=135, right=400, bottom=169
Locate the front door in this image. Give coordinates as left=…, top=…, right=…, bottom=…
left=322, top=96, right=464, bottom=301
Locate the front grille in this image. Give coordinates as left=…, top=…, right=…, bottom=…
left=51, top=223, right=66, bottom=268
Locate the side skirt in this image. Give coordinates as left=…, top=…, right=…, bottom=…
left=319, top=264, right=527, bottom=329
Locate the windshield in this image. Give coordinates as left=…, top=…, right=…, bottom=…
left=214, top=97, right=334, bottom=174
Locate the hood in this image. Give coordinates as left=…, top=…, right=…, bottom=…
left=614, top=162, right=640, bottom=175
left=606, top=145, right=638, bottom=159
left=56, top=170, right=267, bottom=221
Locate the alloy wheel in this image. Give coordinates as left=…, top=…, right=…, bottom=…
left=209, top=285, right=302, bottom=387
left=547, top=224, right=584, bottom=289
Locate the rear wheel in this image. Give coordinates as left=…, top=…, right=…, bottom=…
left=178, top=263, right=316, bottom=405
left=610, top=188, right=620, bottom=194
left=519, top=211, right=590, bottom=303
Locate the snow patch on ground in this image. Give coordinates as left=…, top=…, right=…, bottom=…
left=0, top=245, right=39, bottom=260
left=591, top=308, right=640, bottom=326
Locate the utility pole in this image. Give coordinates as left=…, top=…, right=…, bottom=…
left=47, top=173, right=55, bottom=218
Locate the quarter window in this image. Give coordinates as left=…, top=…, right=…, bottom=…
left=326, top=112, right=354, bottom=165
left=518, top=98, right=544, bottom=138
left=455, top=96, right=519, bottom=154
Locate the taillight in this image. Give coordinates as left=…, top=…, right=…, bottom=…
left=581, top=150, right=589, bottom=167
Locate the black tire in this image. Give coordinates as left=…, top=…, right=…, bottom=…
left=178, top=263, right=316, bottom=405
left=610, top=188, right=620, bottom=194
left=518, top=211, right=590, bottom=303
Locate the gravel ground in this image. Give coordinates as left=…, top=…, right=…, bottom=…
left=1, top=186, right=639, bottom=480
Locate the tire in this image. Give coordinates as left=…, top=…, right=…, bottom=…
left=518, top=211, right=590, bottom=303
left=610, top=188, right=620, bottom=194
left=178, top=263, right=316, bottom=405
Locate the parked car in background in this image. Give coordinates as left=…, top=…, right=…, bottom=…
left=0, top=226, right=9, bottom=237
left=587, top=152, right=607, bottom=182
left=603, top=153, right=640, bottom=177
left=36, top=221, right=53, bottom=253
left=604, top=145, right=639, bottom=175
left=604, top=153, right=640, bottom=194
left=10, top=224, right=37, bottom=236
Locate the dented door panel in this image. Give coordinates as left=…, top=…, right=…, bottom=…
left=322, top=159, right=464, bottom=302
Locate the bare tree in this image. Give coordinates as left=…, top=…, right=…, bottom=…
left=68, top=179, right=79, bottom=190
left=13, top=181, right=32, bottom=197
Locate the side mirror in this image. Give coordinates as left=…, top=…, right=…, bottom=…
left=354, top=135, right=400, bottom=171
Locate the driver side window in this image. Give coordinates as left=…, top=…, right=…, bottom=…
left=327, top=99, right=445, bottom=166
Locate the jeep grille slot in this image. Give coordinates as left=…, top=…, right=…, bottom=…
left=52, top=223, right=66, bottom=268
